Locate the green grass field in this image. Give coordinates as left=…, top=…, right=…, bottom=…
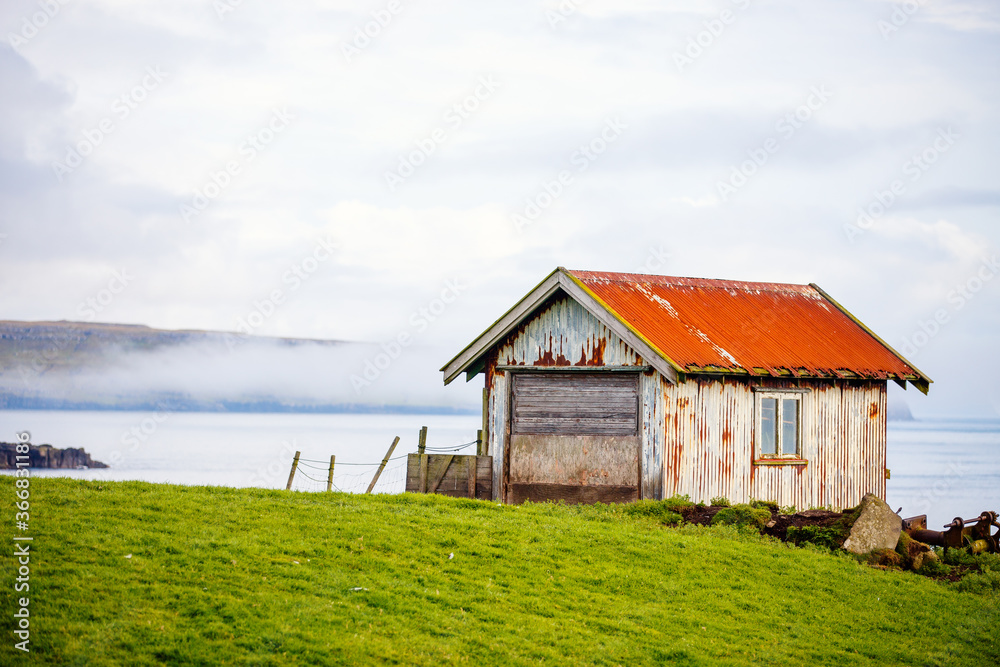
left=2, top=479, right=998, bottom=665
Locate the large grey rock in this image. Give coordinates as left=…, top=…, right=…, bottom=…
left=842, top=493, right=902, bottom=555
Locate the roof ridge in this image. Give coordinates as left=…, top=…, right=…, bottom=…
left=567, top=269, right=816, bottom=292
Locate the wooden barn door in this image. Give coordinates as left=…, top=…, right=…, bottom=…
left=506, top=372, right=640, bottom=504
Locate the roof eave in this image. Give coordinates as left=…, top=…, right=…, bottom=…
left=808, top=282, right=933, bottom=394
left=440, top=268, right=563, bottom=385
left=441, top=268, right=683, bottom=386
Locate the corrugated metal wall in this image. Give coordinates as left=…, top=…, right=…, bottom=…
left=657, top=376, right=886, bottom=510
left=486, top=363, right=508, bottom=499
left=640, top=370, right=665, bottom=500
left=483, top=296, right=887, bottom=510
left=659, top=376, right=752, bottom=506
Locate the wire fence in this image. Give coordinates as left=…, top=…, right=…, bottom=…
left=285, top=435, right=478, bottom=495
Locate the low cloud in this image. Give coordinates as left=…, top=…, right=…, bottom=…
left=0, top=336, right=481, bottom=411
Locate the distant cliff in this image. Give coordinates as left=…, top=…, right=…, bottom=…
left=0, top=319, right=342, bottom=372
left=0, top=442, right=107, bottom=469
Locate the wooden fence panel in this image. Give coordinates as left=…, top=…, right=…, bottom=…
left=405, top=454, right=493, bottom=500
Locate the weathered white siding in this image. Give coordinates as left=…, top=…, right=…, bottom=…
left=744, top=379, right=886, bottom=510
left=494, top=296, right=642, bottom=368
left=660, top=377, right=753, bottom=505
left=482, top=295, right=888, bottom=510
left=486, top=367, right=508, bottom=499
left=640, top=370, right=665, bottom=499
left=657, top=376, right=886, bottom=510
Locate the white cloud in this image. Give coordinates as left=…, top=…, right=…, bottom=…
left=670, top=195, right=718, bottom=208
left=870, top=0, right=1000, bottom=33
left=0, top=0, right=998, bottom=414
left=874, top=217, right=986, bottom=262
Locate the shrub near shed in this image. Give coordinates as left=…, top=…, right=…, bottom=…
left=710, top=504, right=771, bottom=530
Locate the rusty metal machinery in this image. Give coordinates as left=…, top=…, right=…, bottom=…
left=901, top=512, right=1000, bottom=554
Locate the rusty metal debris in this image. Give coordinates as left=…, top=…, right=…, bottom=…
left=901, top=512, right=1000, bottom=554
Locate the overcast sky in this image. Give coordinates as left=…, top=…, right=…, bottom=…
left=1, top=0, right=998, bottom=416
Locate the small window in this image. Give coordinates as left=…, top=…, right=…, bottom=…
left=757, top=393, right=800, bottom=459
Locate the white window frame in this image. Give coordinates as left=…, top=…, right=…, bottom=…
left=754, top=390, right=804, bottom=460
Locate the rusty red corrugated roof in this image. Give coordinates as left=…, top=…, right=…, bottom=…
left=566, top=270, right=927, bottom=384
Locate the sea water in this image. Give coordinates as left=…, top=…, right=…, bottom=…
left=885, top=419, right=1000, bottom=530
left=1, top=410, right=997, bottom=529
left=0, top=410, right=480, bottom=495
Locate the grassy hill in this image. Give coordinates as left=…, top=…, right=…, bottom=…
left=3, top=479, right=998, bottom=665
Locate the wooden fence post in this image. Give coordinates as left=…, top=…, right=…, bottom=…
left=418, top=454, right=428, bottom=493
left=326, top=455, right=336, bottom=492
left=416, top=426, right=428, bottom=493
left=482, top=388, right=489, bottom=455
left=366, top=436, right=400, bottom=494
left=477, top=429, right=484, bottom=457
left=467, top=455, right=476, bottom=499
left=285, top=451, right=301, bottom=491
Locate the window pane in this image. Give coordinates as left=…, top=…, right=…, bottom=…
left=761, top=398, right=777, bottom=455
left=781, top=398, right=798, bottom=456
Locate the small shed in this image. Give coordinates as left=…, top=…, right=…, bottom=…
left=441, top=268, right=930, bottom=509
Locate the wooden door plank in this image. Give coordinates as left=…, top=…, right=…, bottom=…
left=428, top=455, right=454, bottom=493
